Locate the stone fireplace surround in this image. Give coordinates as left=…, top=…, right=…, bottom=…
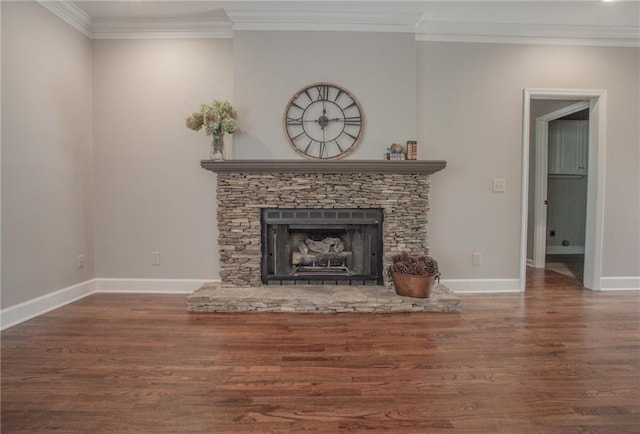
left=188, top=160, right=461, bottom=312
left=203, top=160, right=446, bottom=288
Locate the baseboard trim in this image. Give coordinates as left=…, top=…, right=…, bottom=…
left=1, top=278, right=217, bottom=330
left=1, top=279, right=96, bottom=331
left=3, top=276, right=634, bottom=329
left=599, top=276, right=640, bottom=291
left=441, top=278, right=522, bottom=293
left=95, top=278, right=216, bottom=294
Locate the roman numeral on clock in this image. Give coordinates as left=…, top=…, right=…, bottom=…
left=318, top=142, right=327, bottom=158
left=343, top=131, right=358, bottom=140
left=303, top=140, right=314, bottom=154
left=345, top=116, right=361, bottom=126
left=316, top=85, right=329, bottom=101
left=343, top=102, right=358, bottom=111
left=286, top=117, right=302, bottom=126
left=290, top=131, right=306, bottom=142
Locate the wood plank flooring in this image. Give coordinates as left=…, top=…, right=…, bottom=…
left=545, top=254, right=585, bottom=281
left=2, top=269, right=639, bottom=433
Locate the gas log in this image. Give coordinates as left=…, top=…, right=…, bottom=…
left=303, top=237, right=344, bottom=254
left=292, top=251, right=353, bottom=265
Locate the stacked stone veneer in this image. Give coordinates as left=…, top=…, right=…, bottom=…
left=217, top=172, right=430, bottom=288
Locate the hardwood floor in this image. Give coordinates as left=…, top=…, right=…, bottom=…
left=2, top=270, right=639, bottom=433
left=545, top=254, right=585, bottom=281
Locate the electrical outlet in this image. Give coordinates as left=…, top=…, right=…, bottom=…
left=77, top=254, right=85, bottom=269
left=472, top=252, right=481, bottom=266
left=492, top=178, right=506, bottom=193
left=152, top=251, right=160, bottom=266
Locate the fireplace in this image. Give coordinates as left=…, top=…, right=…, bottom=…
left=261, top=208, right=383, bottom=285
left=189, top=160, right=456, bottom=312
left=200, top=160, right=446, bottom=288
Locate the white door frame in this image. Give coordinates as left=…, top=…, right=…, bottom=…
left=520, top=89, right=607, bottom=291
left=532, top=100, right=591, bottom=269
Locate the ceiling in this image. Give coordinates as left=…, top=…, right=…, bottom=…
left=39, top=1, right=640, bottom=46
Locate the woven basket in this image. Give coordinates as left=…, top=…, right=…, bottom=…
left=391, top=271, right=437, bottom=298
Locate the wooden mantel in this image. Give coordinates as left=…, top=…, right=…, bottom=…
left=201, top=159, right=447, bottom=175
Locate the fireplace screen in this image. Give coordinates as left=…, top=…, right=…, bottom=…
left=261, top=208, right=383, bottom=285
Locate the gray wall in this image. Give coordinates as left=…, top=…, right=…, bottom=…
left=92, top=38, right=234, bottom=279
left=417, top=42, right=639, bottom=279
left=232, top=31, right=417, bottom=159
left=2, top=3, right=639, bottom=309
left=1, top=2, right=94, bottom=308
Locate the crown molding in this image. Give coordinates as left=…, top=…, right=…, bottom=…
left=37, top=0, right=92, bottom=37
left=90, top=18, right=233, bottom=40
left=36, top=1, right=640, bottom=46
left=416, top=21, right=640, bottom=47
left=37, top=0, right=232, bottom=39
left=225, top=6, right=423, bottom=33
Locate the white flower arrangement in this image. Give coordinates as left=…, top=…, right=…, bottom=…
left=185, top=100, right=237, bottom=137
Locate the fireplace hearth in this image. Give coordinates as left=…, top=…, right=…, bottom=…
left=262, top=208, right=383, bottom=285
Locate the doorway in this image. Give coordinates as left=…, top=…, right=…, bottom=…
left=531, top=101, right=589, bottom=282
left=520, top=89, right=607, bottom=291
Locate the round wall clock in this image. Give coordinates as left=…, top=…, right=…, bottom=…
left=284, top=82, right=364, bottom=160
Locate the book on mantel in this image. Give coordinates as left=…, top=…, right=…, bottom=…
left=406, top=141, right=418, bottom=160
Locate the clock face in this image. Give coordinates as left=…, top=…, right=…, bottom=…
left=284, top=83, right=364, bottom=160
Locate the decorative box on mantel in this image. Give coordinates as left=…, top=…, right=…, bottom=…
left=201, top=160, right=446, bottom=288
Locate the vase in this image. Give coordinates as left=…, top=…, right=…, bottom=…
left=210, top=133, right=225, bottom=160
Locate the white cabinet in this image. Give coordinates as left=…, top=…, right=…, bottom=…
left=548, top=120, right=588, bottom=176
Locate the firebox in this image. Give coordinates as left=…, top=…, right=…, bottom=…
left=261, top=208, right=383, bottom=285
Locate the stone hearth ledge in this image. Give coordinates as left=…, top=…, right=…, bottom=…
left=187, top=283, right=461, bottom=313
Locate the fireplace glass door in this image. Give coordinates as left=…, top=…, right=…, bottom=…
left=261, top=208, right=383, bottom=285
